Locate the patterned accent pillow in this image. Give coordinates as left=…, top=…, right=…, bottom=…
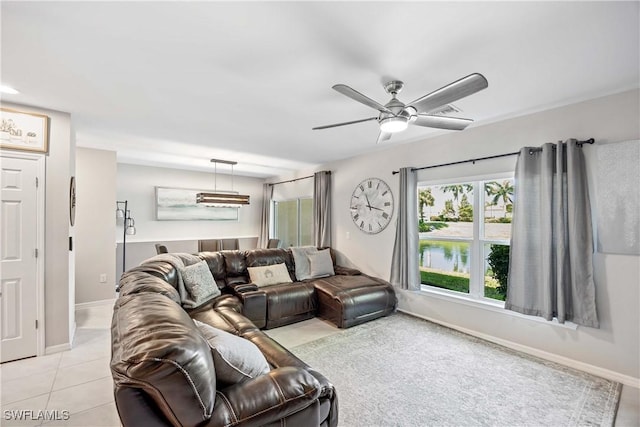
left=180, top=261, right=221, bottom=309
left=247, top=263, right=293, bottom=287
left=194, top=320, right=270, bottom=385
left=307, top=249, right=335, bottom=279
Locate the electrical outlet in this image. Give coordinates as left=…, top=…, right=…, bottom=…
left=99, top=273, right=107, bottom=283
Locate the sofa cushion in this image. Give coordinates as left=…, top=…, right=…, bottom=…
left=194, top=320, right=270, bottom=385
left=308, top=249, right=335, bottom=279
left=181, top=260, right=221, bottom=308
left=197, top=252, right=227, bottom=287
left=291, top=246, right=318, bottom=280
left=248, top=263, right=293, bottom=287
left=246, top=248, right=296, bottom=281
left=111, top=293, right=216, bottom=425
left=221, top=250, right=249, bottom=286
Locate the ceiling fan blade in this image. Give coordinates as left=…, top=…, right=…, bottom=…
left=413, top=115, right=474, bottom=131
left=376, top=131, right=392, bottom=144
left=312, top=116, right=378, bottom=130
left=333, top=84, right=393, bottom=114
left=407, top=73, right=488, bottom=114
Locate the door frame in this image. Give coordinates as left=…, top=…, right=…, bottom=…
left=0, top=151, right=45, bottom=357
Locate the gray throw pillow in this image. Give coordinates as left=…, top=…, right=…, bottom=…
left=291, top=246, right=318, bottom=280
left=194, top=320, right=270, bottom=385
left=307, top=249, right=335, bottom=279
left=180, top=261, right=221, bottom=309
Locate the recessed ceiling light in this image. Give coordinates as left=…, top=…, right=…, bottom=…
left=0, top=85, right=19, bottom=95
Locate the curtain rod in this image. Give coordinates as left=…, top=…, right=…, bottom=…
left=392, top=138, right=594, bottom=175
left=268, top=174, right=314, bottom=186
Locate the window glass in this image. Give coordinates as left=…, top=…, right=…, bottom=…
left=274, top=200, right=298, bottom=248
left=483, top=179, right=514, bottom=241
left=300, top=198, right=313, bottom=246
left=419, top=240, right=470, bottom=294
left=273, top=197, right=313, bottom=247
left=484, top=243, right=509, bottom=301
left=418, top=183, right=474, bottom=239
left=418, top=177, right=512, bottom=302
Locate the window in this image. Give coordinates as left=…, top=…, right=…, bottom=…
left=273, top=198, right=313, bottom=247
left=417, top=177, right=513, bottom=301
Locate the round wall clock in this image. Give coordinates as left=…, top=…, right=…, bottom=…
left=350, top=177, right=394, bottom=234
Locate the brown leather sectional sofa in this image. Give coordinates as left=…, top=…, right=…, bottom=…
left=110, top=247, right=397, bottom=426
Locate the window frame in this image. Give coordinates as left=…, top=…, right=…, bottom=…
left=417, top=172, right=513, bottom=304
left=271, top=197, right=313, bottom=247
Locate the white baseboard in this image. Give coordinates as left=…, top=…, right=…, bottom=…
left=75, top=298, right=116, bottom=310
left=398, top=308, right=640, bottom=388
left=45, top=342, right=71, bottom=355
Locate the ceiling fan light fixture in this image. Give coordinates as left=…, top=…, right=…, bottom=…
left=379, top=116, right=409, bottom=133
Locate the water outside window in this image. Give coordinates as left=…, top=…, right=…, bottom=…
left=419, top=240, right=470, bottom=294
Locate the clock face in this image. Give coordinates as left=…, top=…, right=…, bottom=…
left=350, top=178, right=394, bottom=234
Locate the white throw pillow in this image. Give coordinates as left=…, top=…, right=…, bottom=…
left=194, top=320, right=270, bottom=385
left=307, top=249, right=335, bottom=279
left=247, top=263, right=293, bottom=287
left=291, top=246, right=318, bottom=281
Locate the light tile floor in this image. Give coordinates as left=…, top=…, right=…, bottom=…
left=1, top=304, right=120, bottom=427
left=1, top=305, right=638, bottom=427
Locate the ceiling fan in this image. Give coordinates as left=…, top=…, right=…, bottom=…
left=313, top=73, right=488, bottom=144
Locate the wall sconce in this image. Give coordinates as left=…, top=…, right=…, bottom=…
left=196, top=159, right=250, bottom=206
left=116, top=200, right=136, bottom=284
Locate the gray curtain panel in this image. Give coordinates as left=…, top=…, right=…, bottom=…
left=390, top=167, right=420, bottom=290
left=258, top=183, right=273, bottom=248
left=314, top=171, right=331, bottom=247
left=506, top=140, right=599, bottom=327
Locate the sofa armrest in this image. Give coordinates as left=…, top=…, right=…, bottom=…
left=227, top=282, right=259, bottom=293
left=334, top=265, right=361, bottom=276
left=228, top=285, right=267, bottom=329
left=207, top=367, right=322, bottom=426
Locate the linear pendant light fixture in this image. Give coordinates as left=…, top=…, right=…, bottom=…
left=196, top=159, right=250, bottom=206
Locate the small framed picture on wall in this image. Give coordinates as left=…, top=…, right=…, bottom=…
left=0, top=107, right=50, bottom=153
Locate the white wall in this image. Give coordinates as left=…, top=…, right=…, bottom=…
left=75, top=148, right=117, bottom=304
left=116, top=163, right=264, bottom=242
left=2, top=102, right=76, bottom=351
left=314, top=89, right=640, bottom=383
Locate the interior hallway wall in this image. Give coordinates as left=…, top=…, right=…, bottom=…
left=75, top=147, right=117, bottom=304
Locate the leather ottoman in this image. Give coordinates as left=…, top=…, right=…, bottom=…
left=312, top=274, right=397, bottom=328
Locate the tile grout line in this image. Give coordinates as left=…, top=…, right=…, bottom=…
left=39, top=350, right=66, bottom=426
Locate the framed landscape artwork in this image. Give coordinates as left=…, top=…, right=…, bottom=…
left=0, top=108, right=50, bottom=153
left=155, top=187, right=239, bottom=221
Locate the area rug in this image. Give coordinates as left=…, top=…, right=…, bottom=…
left=290, top=313, right=620, bottom=427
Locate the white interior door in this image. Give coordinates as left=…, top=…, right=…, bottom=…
left=1, top=156, right=39, bottom=363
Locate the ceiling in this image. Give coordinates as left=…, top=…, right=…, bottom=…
left=1, top=2, right=638, bottom=178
